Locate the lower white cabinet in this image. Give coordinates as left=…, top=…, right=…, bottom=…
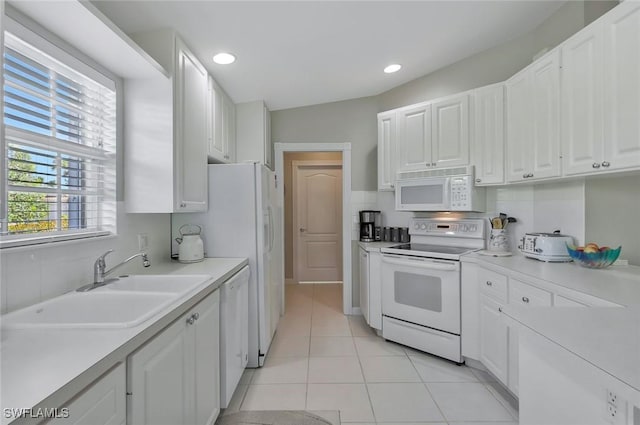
left=359, top=249, right=382, bottom=331
left=128, top=290, right=220, bottom=425
left=48, top=363, right=126, bottom=425
left=479, top=294, right=509, bottom=384
left=359, top=248, right=370, bottom=324
left=220, top=266, right=250, bottom=408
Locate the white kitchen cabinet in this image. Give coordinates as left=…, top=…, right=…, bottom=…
left=431, top=93, right=470, bottom=168
left=377, top=111, right=398, bottom=191
left=48, top=363, right=126, bottom=425
left=126, top=30, right=208, bottom=213
left=220, top=266, right=249, bottom=408
left=562, top=2, right=640, bottom=176
left=358, top=248, right=383, bottom=330
left=236, top=100, right=272, bottom=169
left=397, top=102, right=432, bottom=170
left=359, top=248, right=370, bottom=324
left=479, top=294, right=509, bottom=384
left=128, top=290, right=220, bottom=425
left=603, top=2, right=640, bottom=172
left=506, top=50, right=561, bottom=183
left=208, top=76, right=236, bottom=163
left=472, top=84, right=505, bottom=185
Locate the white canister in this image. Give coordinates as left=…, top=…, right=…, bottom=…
left=488, top=229, right=510, bottom=253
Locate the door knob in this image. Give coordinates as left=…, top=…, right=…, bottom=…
left=601, top=161, right=610, bottom=168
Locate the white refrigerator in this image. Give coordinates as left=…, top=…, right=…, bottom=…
left=172, top=163, right=282, bottom=367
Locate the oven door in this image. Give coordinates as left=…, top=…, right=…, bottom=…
left=381, top=254, right=460, bottom=334
left=395, top=177, right=450, bottom=211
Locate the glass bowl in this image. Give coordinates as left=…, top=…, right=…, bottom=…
left=566, top=244, right=621, bottom=269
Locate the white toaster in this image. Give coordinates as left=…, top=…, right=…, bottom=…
left=518, top=232, right=574, bottom=262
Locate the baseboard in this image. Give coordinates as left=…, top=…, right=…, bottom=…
left=350, top=307, right=362, bottom=315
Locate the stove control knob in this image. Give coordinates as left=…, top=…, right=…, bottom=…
left=414, top=223, right=420, bottom=230
left=420, top=223, right=427, bottom=230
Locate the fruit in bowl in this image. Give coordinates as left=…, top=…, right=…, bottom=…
left=566, top=243, right=622, bottom=269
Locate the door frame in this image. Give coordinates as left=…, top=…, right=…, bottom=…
left=275, top=142, right=352, bottom=315
left=292, top=159, right=344, bottom=285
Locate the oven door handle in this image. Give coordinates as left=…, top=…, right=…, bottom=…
left=382, top=255, right=458, bottom=271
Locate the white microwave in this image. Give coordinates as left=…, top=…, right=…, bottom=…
left=395, top=166, right=485, bottom=212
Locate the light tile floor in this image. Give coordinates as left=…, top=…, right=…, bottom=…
left=225, top=283, right=519, bottom=424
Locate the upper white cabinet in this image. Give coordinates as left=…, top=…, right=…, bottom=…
left=506, top=50, right=561, bottom=183
left=472, top=84, right=505, bottom=185
left=431, top=94, right=470, bottom=168
left=377, top=111, right=398, bottom=191
left=562, top=2, right=640, bottom=175
left=128, top=290, right=220, bottom=425
left=236, top=100, right=272, bottom=169
left=208, top=76, right=236, bottom=163
left=126, top=30, right=208, bottom=213
left=397, top=103, right=432, bottom=170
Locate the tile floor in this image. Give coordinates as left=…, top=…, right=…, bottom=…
left=224, top=283, right=519, bottom=425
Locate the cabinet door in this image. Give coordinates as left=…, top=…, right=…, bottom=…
left=530, top=51, right=561, bottom=180
left=128, top=315, right=192, bottom=425
left=359, top=248, right=369, bottom=324
left=193, top=291, right=221, bottom=425
left=397, top=103, right=432, bottom=169
left=377, top=111, right=397, bottom=191
left=506, top=69, right=531, bottom=182
left=473, top=84, right=505, bottom=185
left=603, top=2, right=640, bottom=171
left=432, top=94, right=470, bottom=168
left=49, top=363, right=125, bottom=425
left=207, top=77, right=225, bottom=162
left=561, top=25, right=605, bottom=175
left=479, top=294, right=508, bottom=384
left=368, top=251, right=382, bottom=330
left=175, top=40, right=208, bottom=212
left=431, top=94, right=469, bottom=167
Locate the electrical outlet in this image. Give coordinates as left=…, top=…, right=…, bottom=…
left=605, top=389, right=628, bottom=425
left=609, top=390, right=618, bottom=405
left=608, top=402, right=618, bottom=421
left=137, top=233, right=148, bottom=251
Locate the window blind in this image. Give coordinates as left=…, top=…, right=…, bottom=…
left=1, top=30, right=117, bottom=247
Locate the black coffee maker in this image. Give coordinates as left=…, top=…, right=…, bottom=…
left=359, top=210, right=381, bottom=242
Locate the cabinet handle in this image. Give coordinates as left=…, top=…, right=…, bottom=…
left=431, top=163, right=436, bottom=167
left=601, top=161, right=610, bottom=168
left=193, top=313, right=200, bottom=321
left=522, top=296, right=530, bottom=303
left=187, top=316, right=195, bottom=325
left=522, top=173, right=528, bottom=179
left=485, top=281, right=493, bottom=286
left=475, top=178, right=481, bottom=183
left=592, top=162, right=601, bottom=169
left=180, top=202, right=186, bottom=208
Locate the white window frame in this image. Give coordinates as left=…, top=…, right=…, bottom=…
left=1, top=17, right=118, bottom=249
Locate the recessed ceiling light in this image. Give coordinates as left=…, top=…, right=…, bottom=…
left=213, top=53, right=236, bottom=65
left=384, top=64, right=402, bottom=74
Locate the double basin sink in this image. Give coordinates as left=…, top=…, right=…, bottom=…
left=2, top=275, right=212, bottom=330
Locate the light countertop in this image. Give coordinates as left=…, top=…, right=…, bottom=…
left=463, top=252, right=640, bottom=307
left=0, top=257, right=248, bottom=425
left=502, top=304, right=640, bottom=392
left=357, top=241, right=399, bottom=252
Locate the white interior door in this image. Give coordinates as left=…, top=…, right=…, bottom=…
left=294, top=162, right=343, bottom=283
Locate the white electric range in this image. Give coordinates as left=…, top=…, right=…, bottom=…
left=380, top=218, right=485, bottom=363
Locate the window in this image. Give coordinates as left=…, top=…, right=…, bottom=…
left=1, top=20, right=117, bottom=248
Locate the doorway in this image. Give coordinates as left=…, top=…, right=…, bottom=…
left=275, top=143, right=352, bottom=315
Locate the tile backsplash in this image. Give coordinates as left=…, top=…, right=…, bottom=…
left=0, top=202, right=171, bottom=314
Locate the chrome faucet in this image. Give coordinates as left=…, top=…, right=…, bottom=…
left=77, top=249, right=150, bottom=292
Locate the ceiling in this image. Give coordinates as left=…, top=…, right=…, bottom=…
left=92, top=1, right=565, bottom=111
